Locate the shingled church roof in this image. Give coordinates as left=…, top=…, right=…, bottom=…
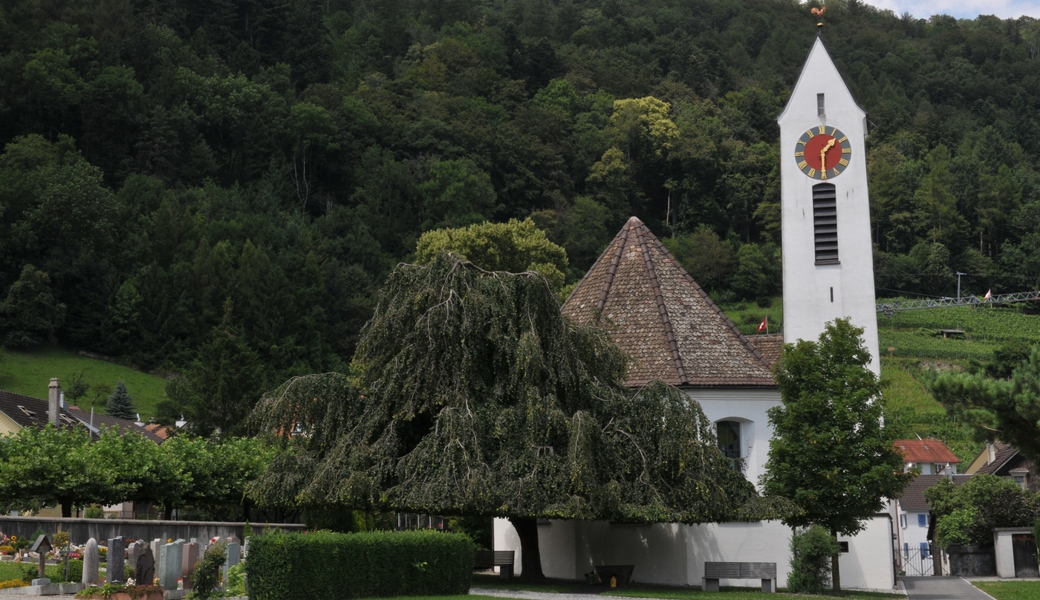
left=562, top=217, right=776, bottom=388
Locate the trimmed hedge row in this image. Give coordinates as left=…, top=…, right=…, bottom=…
left=246, top=530, right=475, bottom=600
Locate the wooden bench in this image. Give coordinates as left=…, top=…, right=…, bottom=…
left=703, top=562, right=776, bottom=593
left=474, top=550, right=515, bottom=579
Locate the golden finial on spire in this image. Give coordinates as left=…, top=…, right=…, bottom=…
left=811, top=5, right=826, bottom=29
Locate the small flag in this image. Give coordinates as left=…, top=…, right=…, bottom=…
left=984, top=289, right=992, bottom=301
left=758, top=317, right=768, bottom=333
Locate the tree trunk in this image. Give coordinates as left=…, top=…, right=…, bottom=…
left=508, top=516, right=545, bottom=581
left=831, top=528, right=841, bottom=592
left=61, top=499, right=72, bottom=518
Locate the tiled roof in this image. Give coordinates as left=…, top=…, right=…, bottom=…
left=975, top=442, right=1019, bottom=475
left=562, top=217, right=776, bottom=388
left=746, top=334, right=784, bottom=369
left=144, top=422, right=173, bottom=440
left=0, top=389, right=84, bottom=431
left=898, top=474, right=970, bottom=511
left=895, top=439, right=962, bottom=465
left=66, top=406, right=165, bottom=444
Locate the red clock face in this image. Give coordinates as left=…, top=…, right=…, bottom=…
left=795, top=126, right=852, bottom=180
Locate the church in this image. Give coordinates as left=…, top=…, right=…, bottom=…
left=493, top=35, right=895, bottom=590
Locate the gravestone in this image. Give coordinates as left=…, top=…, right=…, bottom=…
left=107, top=536, right=126, bottom=583
left=82, top=538, right=99, bottom=585
left=222, top=540, right=241, bottom=589
left=242, top=537, right=249, bottom=559
left=136, top=547, right=155, bottom=586
left=151, top=539, right=162, bottom=565
left=181, top=542, right=200, bottom=590
left=30, top=535, right=52, bottom=585
left=158, top=540, right=184, bottom=590
left=128, top=541, right=146, bottom=581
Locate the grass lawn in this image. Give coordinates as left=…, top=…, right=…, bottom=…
left=973, top=580, right=1040, bottom=599
left=0, top=346, right=168, bottom=420
left=469, top=575, right=903, bottom=600
left=0, top=561, right=77, bottom=583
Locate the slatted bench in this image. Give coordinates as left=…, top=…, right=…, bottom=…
left=474, top=550, right=516, bottom=579
left=703, top=562, right=776, bottom=593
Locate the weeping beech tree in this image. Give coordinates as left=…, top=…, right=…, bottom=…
left=248, top=254, right=762, bottom=579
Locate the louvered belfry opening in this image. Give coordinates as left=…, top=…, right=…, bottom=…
left=812, top=183, right=839, bottom=264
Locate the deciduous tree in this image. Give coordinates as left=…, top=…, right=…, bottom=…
left=249, top=254, right=759, bottom=580
left=762, top=319, right=912, bottom=592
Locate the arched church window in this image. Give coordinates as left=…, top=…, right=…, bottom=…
left=813, top=183, right=839, bottom=264
left=717, top=421, right=741, bottom=459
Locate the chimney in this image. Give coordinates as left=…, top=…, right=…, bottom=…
left=987, top=442, right=996, bottom=465
left=48, top=378, right=61, bottom=426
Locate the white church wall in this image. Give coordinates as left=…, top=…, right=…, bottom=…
left=494, top=516, right=896, bottom=591
left=686, top=388, right=780, bottom=489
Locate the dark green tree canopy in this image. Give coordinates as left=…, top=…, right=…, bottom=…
left=927, top=344, right=1040, bottom=463
left=0, top=264, right=66, bottom=348
left=250, top=254, right=760, bottom=577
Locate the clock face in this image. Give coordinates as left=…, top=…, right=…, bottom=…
left=795, top=126, right=852, bottom=180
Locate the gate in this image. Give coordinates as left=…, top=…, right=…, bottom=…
left=899, top=544, right=943, bottom=576
left=1012, top=534, right=1039, bottom=578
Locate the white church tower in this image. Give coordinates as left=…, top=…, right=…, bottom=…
left=778, top=34, right=880, bottom=374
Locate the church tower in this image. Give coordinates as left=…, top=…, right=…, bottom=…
left=777, top=35, right=880, bottom=374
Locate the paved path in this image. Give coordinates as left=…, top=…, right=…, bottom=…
left=902, top=576, right=994, bottom=600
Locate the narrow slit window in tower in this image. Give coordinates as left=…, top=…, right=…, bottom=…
left=813, top=183, right=839, bottom=264
left=817, top=93, right=825, bottom=116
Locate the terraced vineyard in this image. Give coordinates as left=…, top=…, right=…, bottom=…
left=723, top=299, right=1040, bottom=463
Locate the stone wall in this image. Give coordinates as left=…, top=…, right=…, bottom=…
left=0, top=516, right=305, bottom=544
left=947, top=545, right=996, bottom=577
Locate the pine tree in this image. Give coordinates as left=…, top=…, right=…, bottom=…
left=106, top=381, right=137, bottom=420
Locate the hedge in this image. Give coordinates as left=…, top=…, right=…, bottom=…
left=246, top=530, right=475, bottom=600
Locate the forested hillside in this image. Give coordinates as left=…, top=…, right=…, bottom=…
left=1, top=0, right=1038, bottom=432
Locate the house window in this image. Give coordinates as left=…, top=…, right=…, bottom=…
left=903, top=543, right=909, bottom=559
left=817, top=93, right=825, bottom=116
left=918, top=514, right=927, bottom=527
left=1013, top=475, right=1026, bottom=489
left=717, top=421, right=741, bottom=459
left=813, top=184, right=838, bottom=264
left=920, top=542, right=930, bottom=558
left=899, top=514, right=907, bottom=529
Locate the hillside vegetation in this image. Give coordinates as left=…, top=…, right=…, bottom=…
left=0, top=347, right=168, bottom=418
left=1, top=0, right=1039, bottom=432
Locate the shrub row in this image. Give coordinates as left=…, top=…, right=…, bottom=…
left=246, top=530, right=474, bottom=600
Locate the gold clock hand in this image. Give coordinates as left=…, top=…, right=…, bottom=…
left=820, top=138, right=836, bottom=168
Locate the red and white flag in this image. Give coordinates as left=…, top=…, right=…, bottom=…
left=984, top=289, right=992, bottom=300
left=758, top=317, right=768, bottom=333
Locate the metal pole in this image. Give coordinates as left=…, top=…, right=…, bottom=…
left=956, top=272, right=965, bottom=300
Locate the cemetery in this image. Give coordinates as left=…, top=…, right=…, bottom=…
left=0, top=529, right=250, bottom=599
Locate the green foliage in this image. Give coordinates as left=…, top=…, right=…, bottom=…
left=927, top=474, right=1038, bottom=548
left=21, top=564, right=37, bottom=583
left=788, top=526, right=839, bottom=595
left=105, top=381, right=137, bottom=420
left=225, top=563, right=245, bottom=596
left=927, top=345, right=1040, bottom=463
left=187, top=541, right=226, bottom=600
left=414, top=219, right=569, bottom=292
left=84, top=505, right=104, bottom=518
left=0, top=265, right=66, bottom=349
left=245, top=531, right=474, bottom=600
left=763, top=319, right=913, bottom=590
left=250, top=255, right=753, bottom=524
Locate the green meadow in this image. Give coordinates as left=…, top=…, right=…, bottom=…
left=0, top=346, right=168, bottom=421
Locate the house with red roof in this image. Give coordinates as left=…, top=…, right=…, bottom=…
left=895, top=438, right=961, bottom=475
